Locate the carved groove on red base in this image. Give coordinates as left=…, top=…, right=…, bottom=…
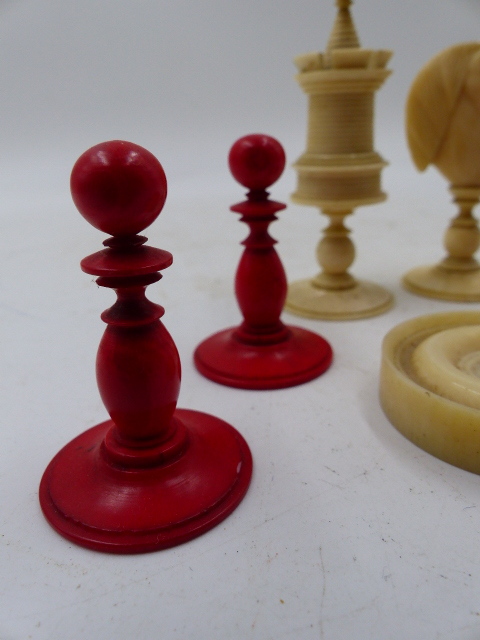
left=40, top=410, right=252, bottom=554
left=195, top=326, right=332, bottom=390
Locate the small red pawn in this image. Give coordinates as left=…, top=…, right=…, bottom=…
left=194, top=134, right=333, bottom=389
left=39, top=140, right=252, bottom=553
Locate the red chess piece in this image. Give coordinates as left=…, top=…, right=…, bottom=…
left=194, top=134, right=333, bottom=389
left=39, top=140, right=252, bottom=553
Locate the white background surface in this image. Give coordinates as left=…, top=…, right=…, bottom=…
left=2, top=1, right=480, bottom=638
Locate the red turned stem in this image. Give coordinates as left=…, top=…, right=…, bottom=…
left=229, top=134, right=289, bottom=343
left=71, top=140, right=180, bottom=465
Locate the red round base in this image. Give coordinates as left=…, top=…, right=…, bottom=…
left=194, top=326, right=333, bottom=390
left=39, top=409, right=252, bottom=554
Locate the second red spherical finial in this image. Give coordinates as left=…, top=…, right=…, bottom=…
left=228, top=134, right=286, bottom=192
left=70, top=140, right=167, bottom=237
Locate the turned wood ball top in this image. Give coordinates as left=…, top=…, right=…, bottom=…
left=228, top=134, right=285, bottom=192
left=70, top=140, right=167, bottom=237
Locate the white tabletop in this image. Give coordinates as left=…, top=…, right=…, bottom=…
left=2, top=1, right=480, bottom=639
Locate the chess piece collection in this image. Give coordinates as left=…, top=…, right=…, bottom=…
left=37, top=0, right=480, bottom=552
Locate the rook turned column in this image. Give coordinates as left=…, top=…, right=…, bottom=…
left=286, top=0, right=393, bottom=320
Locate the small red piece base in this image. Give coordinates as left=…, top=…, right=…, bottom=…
left=39, top=409, right=252, bottom=554
left=194, top=326, right=333, bottom=390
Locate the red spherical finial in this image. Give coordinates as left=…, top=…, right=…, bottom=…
left=70, top=140, right=167, bottom=237
left=228, top=134, right=286, bottom=191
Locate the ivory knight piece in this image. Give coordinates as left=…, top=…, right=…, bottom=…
left=403, top=42, right=480, bottom=301
left=286, top=0, right=393, bottom=320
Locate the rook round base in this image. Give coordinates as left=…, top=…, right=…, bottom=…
left=194, top=326, right=333, bottom=390
left=39, top=409, right=252, bottom=553
left=402, top=264, right=480, bottom=301
left=285, top=278, right=393, bottom=321
left=380, top=311, right=480, bottom=474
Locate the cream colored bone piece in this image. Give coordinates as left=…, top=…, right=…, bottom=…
left=380, top=312, right=480, bottom=474
left=403, top=43, right=480, bottom=301
left=286, top=0, right=393, bottom=320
